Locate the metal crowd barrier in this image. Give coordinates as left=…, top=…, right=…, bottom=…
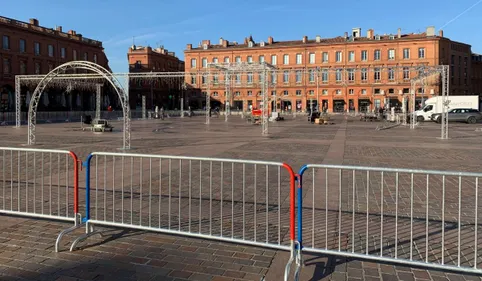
left=298, top=164, right=482, bottom=275
left=4, top=145, right=481, bottom=277
left=72, top=152, right=297, bottom=261
left=0, top=147, right=80, bottom=251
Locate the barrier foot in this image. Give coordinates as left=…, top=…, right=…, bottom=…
left=284, top=241, right=301, bottom=281
left=55, top=223, right=84, bottom=252
left=293, top=246, right=302, bottom=281
left=69, top=223, right=103, bottom=251
left=55, top=214, right=83, bottom=252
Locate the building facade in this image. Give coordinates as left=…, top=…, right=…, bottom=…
left=184, top=27, right=478, bottom=113
left=0, top=16, right=110, bottom=112
left=472, top=53, right=482, bottom=95
left=127, top=45, right=186, bottom=110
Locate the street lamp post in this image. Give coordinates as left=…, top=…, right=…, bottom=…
left=181, top=82, right=186, bottom=118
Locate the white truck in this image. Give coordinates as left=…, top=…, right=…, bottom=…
left=414, top=96, right=479, bottom=122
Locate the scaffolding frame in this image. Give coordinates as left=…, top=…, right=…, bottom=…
left=21, top=62, right=130, bottom=148
left=15, top=64, right=449, bottom=144
left=15, top=74, right=104, bottom=128
left=195, top=65, right=445, bottom=114
left=206, top=62, right=276, bottom=135
left=16, top=66, right=188, bottom=149
left=95, top=84, right=102, bottom=120
left=409, top=65, right=449, bottom=138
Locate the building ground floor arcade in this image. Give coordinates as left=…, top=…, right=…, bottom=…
left=204, top=86, right=437, bottom=113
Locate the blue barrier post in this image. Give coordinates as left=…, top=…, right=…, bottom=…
left=296, top=174, right=302, bottom=250
left=82, top=154, right=94, bottom=223
left=297, top=165, right=309, bottom=250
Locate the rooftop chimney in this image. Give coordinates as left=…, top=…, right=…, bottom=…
left=344, top=32, right=348, bottom=39
left=244, top=37, right=249, bottom=44
left=219, top=37, right=223, bottom=45
left=439, top=30, right=444, bottom=37
left=68, top=30, right=76, bottom=35
left=315, top=35, right=321, bottom=43
left=56, top=26, right=62, bottom=32
left=29, top=18, right=39, bottom=26
left=201, top=40, right=211, bottom=47
left=222, top=39, right=228, bottom=48
left=302, top=35, right=308, bottom=43
left=397, top=28, right=401, bottom=38
left=186, top=44, right=192, bottom=50
left=352, top=28, right=361, bottom=38
left=367, top=29, right=374, bottom=39
left=426, top=26, right=435, bottom=36
left=268, top=36, right=273, bottom=44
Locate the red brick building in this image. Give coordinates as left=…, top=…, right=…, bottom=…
left=127, top=45, right=185, bottom=110
left=0, top=16, right=110, bottom=112
left=472, top=53, right=482, bottom=95
left=184, top=27, right=480, bottom=113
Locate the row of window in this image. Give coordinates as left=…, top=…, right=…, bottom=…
left=2, top=35, right=97, bottom=62
left=133, top=60, right=182, bottom=71
left=451, top=55, right=469, bottom=66
left=190, top=48, right=427, bottom=68
left=189, top=67, right=426, bottom=84
left=210, top=88, right=426, bottom=97
left=1, top=58, right=58, bottom=74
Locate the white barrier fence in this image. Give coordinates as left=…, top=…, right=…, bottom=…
left=298, top=164, right=482, bottom=275
left=71, top=152, right=297, bottom=255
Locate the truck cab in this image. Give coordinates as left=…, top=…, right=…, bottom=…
left=415, top=103, right=435, bottom=122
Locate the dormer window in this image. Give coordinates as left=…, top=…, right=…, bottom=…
left=260, top=41, right=265, bottom=47
left=375, top=35, right=381, bottom=40
left=202, top=44, right=208, bottom=50
left=389, top=35, right=395, bottom=40
left=248, top=41, right=254, bottom=48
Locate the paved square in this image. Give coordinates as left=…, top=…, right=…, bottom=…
left=0, top=115, right=481, bottom=281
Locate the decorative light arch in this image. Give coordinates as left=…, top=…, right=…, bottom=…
left=27, top=61, right=132, bottom=149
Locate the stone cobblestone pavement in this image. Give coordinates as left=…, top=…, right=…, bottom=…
left=0, top=115, right=482, bottom=280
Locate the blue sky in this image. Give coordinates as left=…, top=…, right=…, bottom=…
left=2, top=0, right=482, bottom=73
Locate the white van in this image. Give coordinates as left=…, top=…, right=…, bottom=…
left=414, top=96, right=479, bottom=122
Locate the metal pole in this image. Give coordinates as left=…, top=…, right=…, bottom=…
left=95, top=84, right=101, bottom=120
left=205, top=72, right=211, bottom=125
left=150, top=79, right=154, bottom=112
left=441, top=66, right=449, bottom=140
left=141, top=95, right=146, bottom=120
left=316, top=67, right=320, bottom=112
left=15, top=76, right=21, bottom=128
left=124, top=74, right=131, bottom=150
left=180, top=83, right=185, bottom=118
left=225, top=71, right=229, bottom=122
left=410, top=83, right=416, bottom=130
left=261, top=68, right=269, bottom=136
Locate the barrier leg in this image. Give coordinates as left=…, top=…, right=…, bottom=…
left=55, top=213, right=84, bottom=252
left=70, top=221, right=104, bottom=251
left=54, top=151, right=82, bottom=252
left=282, top=166, right=301, bottom=281
left=284, top=241, right=301, bottom=281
